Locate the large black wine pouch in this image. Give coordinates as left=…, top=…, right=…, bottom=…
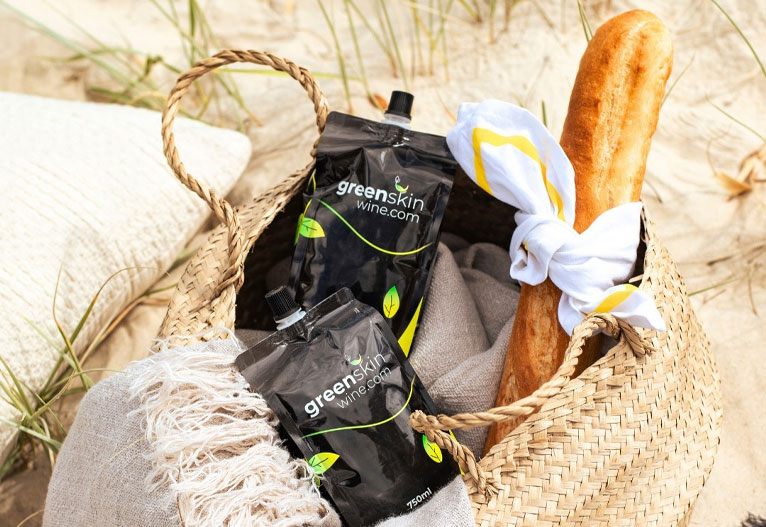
left=236, top=288, right=459, bottom=527
left=290, top=112, right=456, bottom=355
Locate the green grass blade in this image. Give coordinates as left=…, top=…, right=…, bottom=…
left=438, top=0, right=455, bottom=80
left=410, top=3, right=423, bottom=75
left=711, top=103, right=766, bottom=143
left=576, top=0, right=592, bottom=42
left=689, top=275, right=744, bottom=296
left=41, top=368, right=124, bottom=398
left=662, top=56, right=695, bottom=107
left=455, top=0, right=479, bottom=21
left=188, top=0, right=197, bottom=40
left=220, top=68, right=360, bottom=81
left=24, top=317, right=71, bottom=398
left=0, top=356, right=35, bottom=414
left=51, top=269, right=92, bottom=390
left=489, top=0, right=498, bottom=42
left=379, top=0, right=409, bottom=89
left=708, top=0, right=766, bottom=81
left=0, top=443, right=22, bottom=480
left=0, top=371, right=26, bottom=412
left=23, top=317, right=59, bottom=351
left=409, top=4, right=447, bottom=75
left=347, top=0, right=395, bottom=66
left=344, top=0, right=376, bottom=103
left=41, top=0, right=146, bottom=80
left=0, top=1, right=134, bottom=86
left=66, top=266, right=142, bottom=347
left=318, top=0, right=354, bottom=112
left=27, top=387, right=67, bottom=436
left=0, top=416, right=62, bottom=451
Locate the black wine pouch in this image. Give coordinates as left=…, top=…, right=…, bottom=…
left=235, top=288, right=459, bottom=527
left=289, top=112, right=456, bottom=355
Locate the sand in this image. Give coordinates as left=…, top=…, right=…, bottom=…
left=0, top=0, right=764, bottom=526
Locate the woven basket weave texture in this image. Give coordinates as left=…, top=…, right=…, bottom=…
left=157, top=50, right=722, bottom=527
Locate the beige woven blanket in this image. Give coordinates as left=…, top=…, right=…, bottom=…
left=45, top=237, right=519, bottom=526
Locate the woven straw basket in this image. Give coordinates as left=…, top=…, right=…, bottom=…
left=158, top=50, right=722, bottom=526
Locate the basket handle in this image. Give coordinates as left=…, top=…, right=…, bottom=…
left=161, top=49, right=328, bottom=295
left=410, top=313, right=656, bottom=496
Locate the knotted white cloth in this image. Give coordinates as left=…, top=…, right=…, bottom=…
left=446, top=100, right=665, bottom=334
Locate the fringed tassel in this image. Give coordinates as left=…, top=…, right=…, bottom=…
left=129, top=330, right=341, bottom=527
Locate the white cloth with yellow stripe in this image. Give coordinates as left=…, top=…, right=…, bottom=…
left=446, top=100, right=665, bottom=334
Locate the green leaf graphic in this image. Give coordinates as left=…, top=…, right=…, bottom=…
left=383, top=285, right=400, bottom=318
left=308, top=452, right=339, bottom=475
left=349, top=354, right=362, bottom=365
left=299, top=216, right=325, bottom=239
left=395, top=183, right=409, bottom=193
left=422, top=434, right=443, bottom=463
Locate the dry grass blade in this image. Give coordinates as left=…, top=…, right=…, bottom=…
left=15, top=508, right=44, bottom=527
left=368, top=92, right=388, bottom=110
left=706, top=129, right=765, bottom=199
left=715, top=171, right=752, bottom=198
left=738, top=145, right=766, bottom=185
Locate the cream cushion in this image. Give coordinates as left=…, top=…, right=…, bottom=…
left=0, top=91, right=251, bottom=461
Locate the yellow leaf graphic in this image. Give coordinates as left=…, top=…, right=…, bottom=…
left=383, top=285, right=400, bottom=318
left=299, top=216, right=325, bottom=238
left=308, top=452, right=339, bottom=475
left=422, top=434, right=443, bottom=463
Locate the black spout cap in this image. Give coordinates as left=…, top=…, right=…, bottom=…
left=386, top=91, right=414, bottom=119
left=265, top=286, right=300, bottom=321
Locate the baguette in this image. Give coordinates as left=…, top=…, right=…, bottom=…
left=485, top=10, right=673, bottom=451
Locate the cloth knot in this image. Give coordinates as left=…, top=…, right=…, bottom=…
left=510, top=212, right=577, bottom=285
left=446, top=100, right=666, bottom=335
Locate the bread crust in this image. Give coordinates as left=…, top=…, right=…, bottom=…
left=485, top=10, right=673, bottom=452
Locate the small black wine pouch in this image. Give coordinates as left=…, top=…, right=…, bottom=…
left=235, top=288, right=459, bottom=527
left=290, top=112, right=456, bottom=355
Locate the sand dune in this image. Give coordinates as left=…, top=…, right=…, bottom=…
left=0, top=0, right=763, bottom=525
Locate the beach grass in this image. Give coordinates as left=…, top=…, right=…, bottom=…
left=317, top=0, right=525, bottom=112
left=697, top=1, right=766, bottom=304
left=0, top=0, right=298, bottom=129
left=0, top=268, right=178, bottom=481
left=706, top=0, right=766, bottom=143
left=0, top=0, right=529, bottom=120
